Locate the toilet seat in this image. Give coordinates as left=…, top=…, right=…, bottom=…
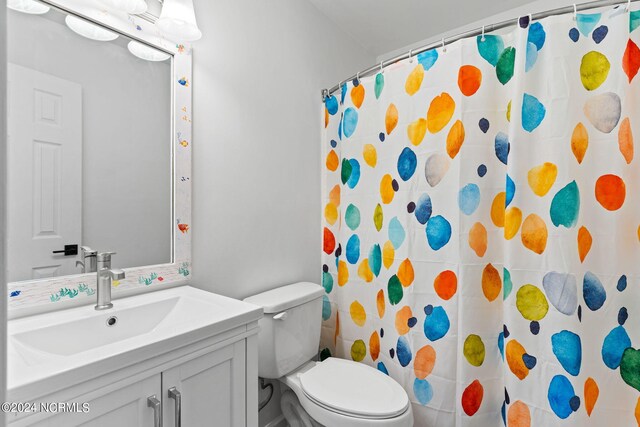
left=281, top=359, right=413, bottom=427
left=299, top=358, right=409, bottom=419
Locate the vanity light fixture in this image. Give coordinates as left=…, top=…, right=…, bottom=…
left=156, top=0, right=202, bottom=42
left=127, top=40, right=170, bottom=61
left=7, top=0, right=50, bottom=14
left=65, top=15, right=119, bottom=41
left=99, top=0, right=148, bottom=14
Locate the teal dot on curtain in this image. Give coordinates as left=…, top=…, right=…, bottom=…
left=345, top=234, right=360, bottom=264
left=631, top=10, right=640, bottom=32
left=343, top=107, right=358, bottom=138
left=423, top=306, right=450, bottom=341
left=522, top=93, right=546, bottom=132
left=417, top=49, right=439, bottom=71
left=498, top=332, right=505, bottom=360
left=548, top=375, right=578, bottom=419
left=477, top=35, right=504, bottom=67
left=322, top=295, right=331, bottom=320
left=426, top=215, right=452, bottom=250
left=375, top=73, right=385, bottom=99
left=458, top=184, right=481, bottom=215
left=322, top=271, right=333, bottom=294
left=552, top=330, right=582, bottom=376
left=325, top=95, right=338, bottom=115
left=576, top=13, right=601, bottom=36
left=503, top=268, right=513, bottom=300
left=397, top=147, right=417, bottom=181
left=345, top=204, right=361, bottom=230
left=528, top=22, right=546, bottom=50
left=505, top=175, right=515, bottom=206
left=377, top=362, right=389, bottom=375
left=550, top=181, right=580, bottom=228
left=368, top=244, right=382, bottom=277
left=525, top=42, right=538, bottom=72
left=496, top=47, right=516, bottom=84
left=601, top=325, right=631, bottom=369
left=413, top=379, right=433, bottom=405
left=346, top=159, right=361, bottom=189
left=389, top=217, right=406, bottom=249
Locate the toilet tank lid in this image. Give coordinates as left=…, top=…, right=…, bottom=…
left=243, top=282, right=324, bottom=314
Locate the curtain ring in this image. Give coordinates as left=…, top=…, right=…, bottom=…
left=356, top=71, right=360, bottom=84
left=573, top=4, right=577, bottom=20
left=441, top=38, right=446, bottom=53
left=409, top=48, right=414, bottom=63
left=481, top=25, right=486, bottom=41
left=626, top=0, right=631, bottom=12
left=380, top=61, right=384, bottom=74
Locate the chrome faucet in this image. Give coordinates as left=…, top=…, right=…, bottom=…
left=76, top=246, right=97, bottom=273
left=95, top=252, right=125, bottom=310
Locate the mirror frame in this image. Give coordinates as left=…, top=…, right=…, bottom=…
left=7, top=0, right=192, bottom=317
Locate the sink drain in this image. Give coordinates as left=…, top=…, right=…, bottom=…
left=106, top=316, right=118, bottom=326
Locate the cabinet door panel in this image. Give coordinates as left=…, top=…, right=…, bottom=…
left=163, top=341, right=246, bottom=427
left=29, top=375, right=161, bottom=427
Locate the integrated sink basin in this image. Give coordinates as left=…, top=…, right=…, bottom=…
left=7, top=286, right=263, bottom=400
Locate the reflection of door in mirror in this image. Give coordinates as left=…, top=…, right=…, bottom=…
left=7, top=63, right=82, bottom=282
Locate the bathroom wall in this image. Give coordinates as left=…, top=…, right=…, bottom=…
left=7, top=11, right=171, bottom=273
left=189, top=0, right=375, bottom=424
left=190, top=0, right=374, bottom=299
left=1, top=0, right=7, bottom=414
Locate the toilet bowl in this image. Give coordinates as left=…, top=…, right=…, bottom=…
left=244, top=282, right=413, bottom=427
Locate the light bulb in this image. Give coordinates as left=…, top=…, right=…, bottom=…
left=7, top=0, right=50, bottom=14
left=156, top=0, right=201, bottom=42
left=65, top=15, right=119, bottom=41
left=128, top=41, right=170, bottom=61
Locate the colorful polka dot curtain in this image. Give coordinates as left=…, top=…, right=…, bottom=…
left=321, top=5, right=640, bottom=427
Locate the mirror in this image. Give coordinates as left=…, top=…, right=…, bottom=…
left=6, top=1, right=173, bottom=283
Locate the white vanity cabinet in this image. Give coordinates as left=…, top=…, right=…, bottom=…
left=7, top=287, right=262, bottom=427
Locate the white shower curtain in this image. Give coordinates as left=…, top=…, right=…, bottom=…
left=321, top=4, right=640, bottom=427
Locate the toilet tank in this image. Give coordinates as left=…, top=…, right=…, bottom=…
left=244, top=282, right=325, bottom=379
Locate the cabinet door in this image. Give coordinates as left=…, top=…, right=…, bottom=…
left=28, top=375, right=161, bottom=427
left=162, top=341, right=246, bottom=427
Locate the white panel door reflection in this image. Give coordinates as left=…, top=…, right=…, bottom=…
left=7, top=63, right=82, bottom=282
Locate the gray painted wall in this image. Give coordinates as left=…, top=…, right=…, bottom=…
left=189, top=0, right=374, bottom=424
left=7, top=10, right=171, bottom=274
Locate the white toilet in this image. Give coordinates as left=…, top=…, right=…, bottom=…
left=244, top=282, right=413, bottom=427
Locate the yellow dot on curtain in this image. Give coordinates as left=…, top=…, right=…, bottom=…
left=376, top=289, right=386, bottom=318
left=407, top=118, right=427, bottom=146
left=571, top=122, right=589, bottom=164
left=446, top=120, right=465, bottom=158
left=521, top=214, right=548, bottom=254
left=380, top=174, right=395, bottom=204
left=405, top=64, right=424, bottom=95
left=350, top=301, right=366, bottom=326
left=351, top=339, right=366, bottom=362
left=324, top=107, right=329, bottom=128
left=395, top=306, right=413, bottom=335
left=506, top=339, right=530, bottom=380
left=618, top=117, right=634, bottom=164
left=414, top=345, right=436, bottom=379
left=506, top=100, right=512, bottom=122
left=427, top=92, right=455, bottom=133
left=369, top=331, right=380, bottom=361
left=507, top=401, right=531, bottom=427
left=326, top=150, right=339, bottom=171
left=482, top=263, right=502, bottom=302
left=324, top=203, right=338, bottom=225
left=351, top=84, right=365, bottom=108
left=504, top=207, right=522, bottom=240
left=383, top=240, right=395, bottom=269
left=385, top=103, right=399, bottom=135
left=329, top=184, right=341, bottom=207
left=578, top=226, right=592, bottom=263
left=363, top=144, right=377, bottom=167
left=584, top=377, right=599, bottom=417
left=358, top=259, right=374, bottom=282
left=463, top=334, right=485, bottom=367
left=469, top=222, right=487, bottom=257
left=580, top=51, right=610, bottom=91
left=334, top=312, right=340, bottom=345
left=374, top=204, right=384, bottom=231
left=527, top=162, right=557, bottom=196
left=516, top=284, right=548, bottom=321
left=338, top=260, right=349, bottom=286
left=491, top=192, right=506, bottom=227
left=397, top=259, right=414, bottom=286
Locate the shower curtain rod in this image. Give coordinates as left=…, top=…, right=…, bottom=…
left=321, top=0, right=639, bottom=100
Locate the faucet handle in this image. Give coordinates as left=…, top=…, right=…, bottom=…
left=110, top=269, right=125, bottom=281
left=97, top=252, right=117, bottom=262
